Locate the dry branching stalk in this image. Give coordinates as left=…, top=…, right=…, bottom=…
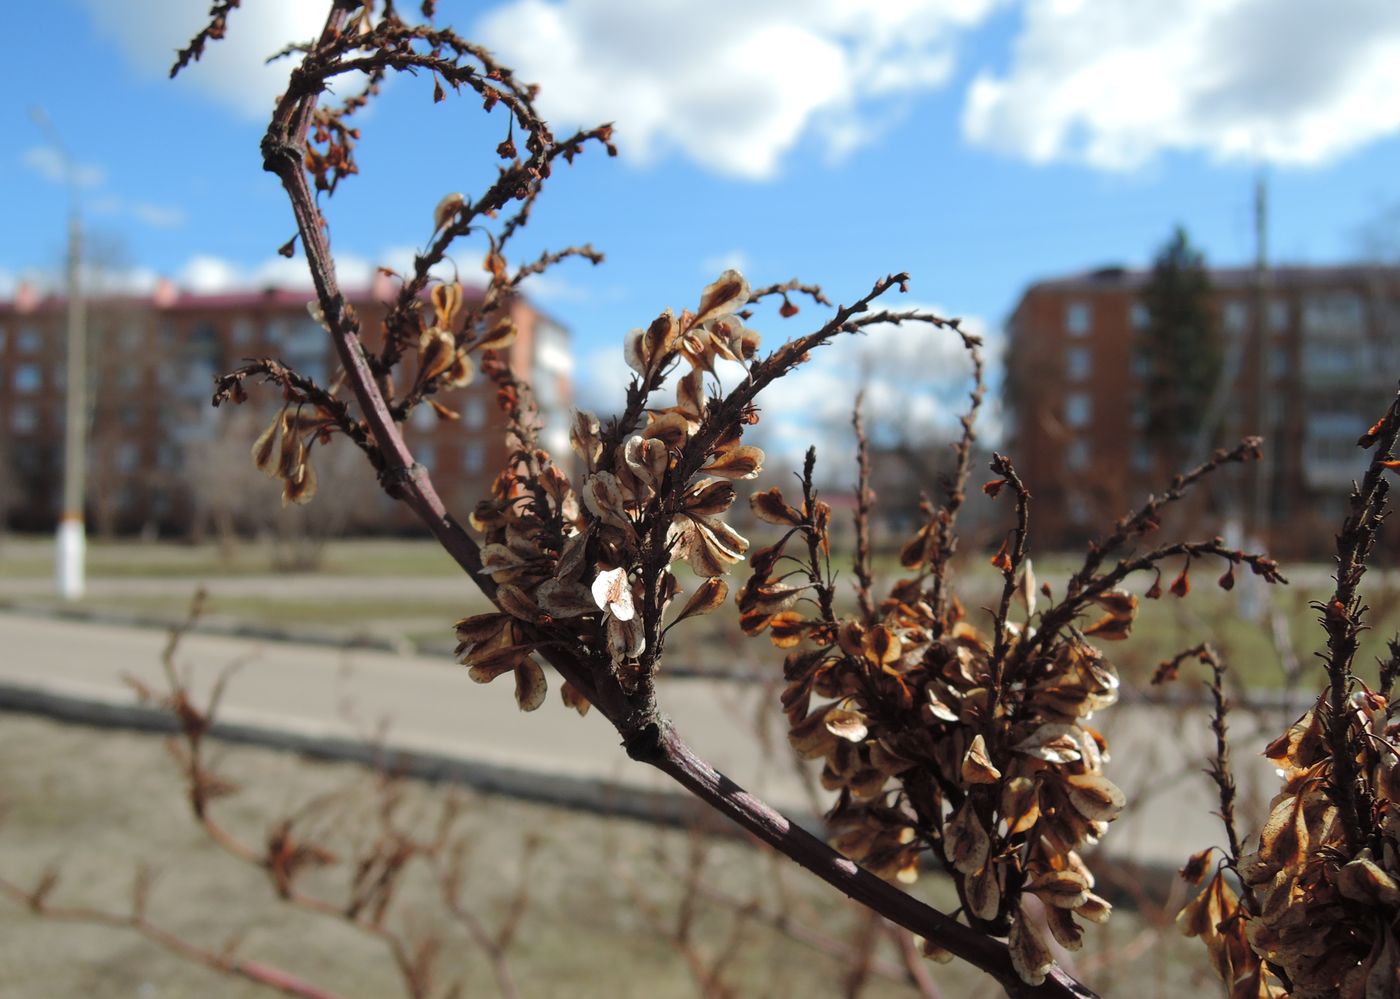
left=4, top=592, right=534, bottom=999
left=170, top=3, right=1301, bottom=996
left=1170, top=389, right=1400, bottom=999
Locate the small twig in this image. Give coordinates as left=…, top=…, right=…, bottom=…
left=986, top=453, right=1031, bottom=682
left=0, top=875, right=345, bottom=999
left=1314, top=388, right=1400, bottom=852
left=1155, top=643, right=1254, bottom=908
left=852, top=394, right=877, bottom=624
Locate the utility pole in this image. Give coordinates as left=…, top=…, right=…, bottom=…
left=32, top=107, right=86, bottom=601
left=1251, top=169, right=1273, bottom=550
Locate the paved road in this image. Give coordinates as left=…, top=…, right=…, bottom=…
left=0, top=609, right=1291, bottom=878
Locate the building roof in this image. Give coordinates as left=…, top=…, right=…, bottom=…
left=0, top=281, right=493, bottom=317
left=1021, top=262, right=1400, bottom=297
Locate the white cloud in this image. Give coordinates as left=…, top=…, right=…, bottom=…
left=751, top=306, right=1002, bottom=476
left=177, top=252, right=379, bottom=293
left=476, top=0, right=1002, bottom=180
left=518, top=271, right=594, bottom=304
left=574, top=341, right=637, bottom=416
left=963, top=0, right=1400, bottom=170
left=22, top=146, right=106, bottom=189
left=25, top=146, right=186, bottom=229
left=179, top=255, right=248, bottom=294
left=127, top=201, right=189, bottom=229
left=700, top=250, right=750, bottom=277
left=90, top=194, right=188, bottom=230
left=79, top=0, right=334, bottom=119
left=0, top=262, right=160, bottom=298
left=380, top=245, right=483, bottom=288
left=572, top=302, right=999, bottom=484
left=87, top=265, right=161, bottom=296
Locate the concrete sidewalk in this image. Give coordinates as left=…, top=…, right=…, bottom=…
left=0, top=608, right=1289, bottom=878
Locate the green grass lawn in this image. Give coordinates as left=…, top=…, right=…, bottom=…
left=0, top=536, right=464, bottom=579
left=5, top=533, right=1397, bottom=692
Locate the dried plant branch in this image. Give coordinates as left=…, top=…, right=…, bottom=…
left=852, top=394, right=877, bottom=625
left=0, top=872, right=346, bottom=999
left=1314, top=390, right=1400, bottom=851
left=166, top=4, right=1317, bottom=995
left=1012, top=438, right=1284, bottom=674
left=986, top=452, right=1032, bottom=682
left=650, top=846, right=934, bottom=991
left=169, top=0, right=244, bottom=79
left=922, top=320, right=986, bottom=627
left=240, top=6, right=1073, bottom=989
left=1152, top=644, right=1250, bottom=896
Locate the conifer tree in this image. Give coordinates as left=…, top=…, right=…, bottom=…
left=1140, top=227, right=1222, bottom=465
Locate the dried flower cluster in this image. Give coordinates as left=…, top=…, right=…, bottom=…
left=1182, top=686, right=1400, bottom=998
left=733, top=422, right=1283, bottom=991
left=454, top=269, right=769, bottom=713
left=739, top=451, right=1247, bottom=985
left=1174, top=395, right=1400, bottom=999
left=176, top=3, right=1335, bottom=995
left=249, top=396, right=337, bottom=506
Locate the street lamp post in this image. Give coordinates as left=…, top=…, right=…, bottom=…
left=33, top=107, right=86, bottom=601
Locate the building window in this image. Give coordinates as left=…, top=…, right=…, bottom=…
left=1303, top=340, right=1358, bottom=377
left=120, top=403, right=141, bottom=429
left=1065, top=346, right=1091, bottom=381
left=411, top=403, right=437, bottom=431
left=115, top=442, right=141, bottom=473
left=11, top=403, right=38, bottom=433
left=230, top=318, right=254, bottom=346
left=464, top=397, right=487, bottom=429
left=464, top=442, right=485, bottom=473
left=283, top=319, right=327, bottom=385
left=1303, top=293, right=1364, bottom=336
left=0, top=325, right=7, bottom=350
left=1268, top=300, right=1290, bottom=331
left=1269, top=346, right=1290, bottom=379
left=1129, top=303, right=1150, bottom=331
left=1066, top=437, right=1090, bottom=470
left=1222, top=300, right=1249, bottom=335
left=13, top=363, right=41, bottom=393
left=1130, top=398, right=1148, bottom=429
left=1131, top=442, right=1153, bottom=472
left=417, top=442, right=436, bottom=472
left=1066, top=491, right=1091, bottom=525
left=1064, top=392, right=1091, bottom=429
left=1131, top=350, right=1151, bottom=379
left=534, top=319, right=573, bottom=376
left=117, top=321, right=144, bottom=352
left=17, top=326, right=42, bottom=353
left=1065, top=301, right=1092, bottom=336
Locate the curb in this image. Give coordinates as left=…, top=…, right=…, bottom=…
left=0, top=677, right=1190, bottom=905
left=0, top=679, right=819, bottom=837
left=0, top=603, right=768, bottom=683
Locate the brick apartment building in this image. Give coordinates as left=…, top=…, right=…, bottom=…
left=0, top=280, right=572, bottom=536
left=1004, top=264, right=1400, bottom=556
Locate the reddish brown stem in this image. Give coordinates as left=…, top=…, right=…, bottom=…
left=255, top=5, right=1100, bottom=996
left=0, top=878, right=345, bottom=999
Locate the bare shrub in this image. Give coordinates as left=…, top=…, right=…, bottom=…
left=12, top=3, right=1397, bottom=998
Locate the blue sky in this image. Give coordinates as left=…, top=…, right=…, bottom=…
left=5, top=0, right=1400, bottom=460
